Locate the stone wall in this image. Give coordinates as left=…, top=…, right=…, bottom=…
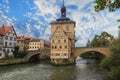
left=0, top=58, right=27, bottom=66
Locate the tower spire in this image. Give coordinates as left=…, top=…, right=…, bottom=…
left=61, top=0, right=66, bottom=17
left=63, top=0, right=64, bottom=6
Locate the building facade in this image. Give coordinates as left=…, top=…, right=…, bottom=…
left=17, top=36, right=32, bottom=51
left=50, top=2, right=76, bottom=64
left=0, top=25, right=17, bottom=59
left=0, top=33, right=4, bottom=59
left=28, top=39, right=50, bottom=51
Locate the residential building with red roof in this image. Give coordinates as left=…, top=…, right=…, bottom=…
left=17, top=36, right=50, bottom=51
left=0, top=25, right=17, bottom=59
left=16, top=36, right=33, bottom=51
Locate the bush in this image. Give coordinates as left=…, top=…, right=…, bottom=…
left=100, top=38, right=120, bottom=80
left=13, top=46, right=19, bottom=57
left=13, top=46, right=28, bottom=58
left=109, top=67, right=120, bottom=80
left=17, top=51, right=28, bottom=58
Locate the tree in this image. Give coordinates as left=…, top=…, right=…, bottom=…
left=94, top=1, right=120, bottom=79
left=118, top=26, right=120, bottom=38
left=13, top=46, right=28, bottom=58
left=117, top=19, right=120, bottom=22
left=91, top=35, right=101, bottom=47
left=94, top=0, right=120, bottom=12
left=94, top=0, right=120, bottom=22
left=91, top=31, right=114, bottom=47
left=13, top=46, right=19, bottom=58
left=86, top=39, right=91, bottom=47
left=100, top=38, right=120, bottom=80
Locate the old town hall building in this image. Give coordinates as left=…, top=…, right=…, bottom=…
left=50, top=1, right=76, bottom=64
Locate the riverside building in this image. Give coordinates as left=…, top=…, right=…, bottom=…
left=50, top=1, right=76, bottom=64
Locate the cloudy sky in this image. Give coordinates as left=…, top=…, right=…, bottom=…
left=0, top=0, right=120, bottom=47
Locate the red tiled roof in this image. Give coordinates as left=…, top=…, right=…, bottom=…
left=17, top=36, right=25, bottom=40
left=30, top=39, right=41, bottom=42
left=0, top=26, right=11, bottom=35
left=0, top=27, right=3, bottom=35
left=17, top=36, right=33, bottom=41
left=44, top=41, right=50, bottom=46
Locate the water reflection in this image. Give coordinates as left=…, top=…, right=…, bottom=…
left=0, top=58, right=105, bottom=80
left=51, top=66, right=76, bottom=80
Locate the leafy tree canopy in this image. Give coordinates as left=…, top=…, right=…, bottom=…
left=90, top=31, right=114, bottom=47
left=94, top=0, right=120, bottom=12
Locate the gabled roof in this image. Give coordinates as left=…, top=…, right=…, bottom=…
left=0, top=26, right=17, bottom=37
left=0, top=26, right=11, bottom=35
left=50, top=26, right=68, bottom=39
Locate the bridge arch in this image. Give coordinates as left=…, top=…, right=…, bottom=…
left=25, top=49, right=50, bottom=62
left=26, top=53, right=41, bottom=62
left=74, top=47, right=110, bottom=58
left=79, top=50, right=106, bottom=56
left=78, top=50, right=106, bottom=60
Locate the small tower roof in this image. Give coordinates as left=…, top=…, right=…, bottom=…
left=61, top=0, right=66, bottom=16
left=51, top=0, right=75, bottom=24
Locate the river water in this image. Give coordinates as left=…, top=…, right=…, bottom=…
left=0, top=58, right=105, bottom=80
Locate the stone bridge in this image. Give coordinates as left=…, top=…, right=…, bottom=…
left=25, top=48, right=50, bottom=61
left=74, top=47, right=110, bottom=58
left=25, top=47, right=110, bottom=61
